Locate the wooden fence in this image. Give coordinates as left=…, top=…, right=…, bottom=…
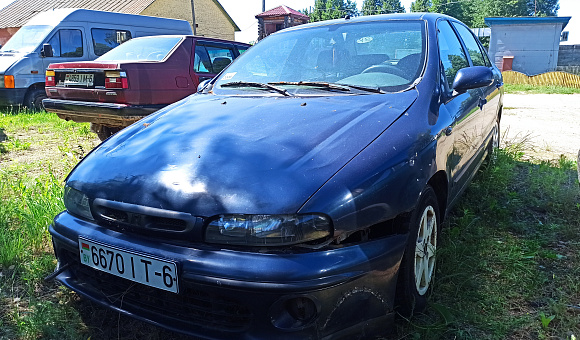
left=502, top=70, right=580, bottom=88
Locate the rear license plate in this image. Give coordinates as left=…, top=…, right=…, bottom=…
left=78, top=237, right=178, bottom=293
left=65, top=73, right=94, bottom=86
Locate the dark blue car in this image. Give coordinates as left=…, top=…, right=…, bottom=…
left=49, top=13, right=503, bottom=339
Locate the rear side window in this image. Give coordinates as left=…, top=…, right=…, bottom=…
left=451, top=23, right=490, bottom=67
left=92, top=28, right=132, bottom=56
left=194, top=44, right=236, bottom=74
left=47, top=29, right=83, bottom=57
left=437, top=20, right=469, bottom=90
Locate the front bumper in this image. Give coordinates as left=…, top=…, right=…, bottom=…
left=50, top=211, right=407, bottom=339
left=43, top=98, right=165, bottom=128
left=0, top=88, right=27, bottom=106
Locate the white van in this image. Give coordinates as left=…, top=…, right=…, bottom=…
left=0, top=8, right=193, bottom=110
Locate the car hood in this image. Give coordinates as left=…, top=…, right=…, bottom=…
left=68, top=91, right=418, bottom=216
left=0, top=52, right=22, bottom=73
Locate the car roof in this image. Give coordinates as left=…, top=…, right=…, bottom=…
left=127, top=34, right=250, bottom=46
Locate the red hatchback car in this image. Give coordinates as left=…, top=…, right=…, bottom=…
left=43, top=35, right=249, bottom=139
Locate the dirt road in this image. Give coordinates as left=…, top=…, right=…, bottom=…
left=501, top=93, right=580, bottom=161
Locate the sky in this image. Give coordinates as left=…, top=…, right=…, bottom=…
left=0, top=0, right=577, bottom=43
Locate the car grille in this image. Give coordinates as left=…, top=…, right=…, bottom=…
left=91, top=198, right=203, bottom=242
left=63, top=250, right=253, bottom=332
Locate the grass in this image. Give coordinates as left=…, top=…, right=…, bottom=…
left=0, top=109, right=579, bottom=339
left=504, top=84, right=580, bottom=94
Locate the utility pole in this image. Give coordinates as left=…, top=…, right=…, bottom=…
left=262, top=0, right=265, bottom=12
left=191, top=0, right=197, bottom=35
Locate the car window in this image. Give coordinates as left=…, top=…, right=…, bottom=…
left=237, top=46, right=248, bottom=55
left=92, top=28, right=132, bottom=56
left=194, top=45, right=212, bottom=73
left=451, top=22, right=489, bottom=67
left=205, top=45, right=235, bottom=73
left=437, top=20, right=469, bottom=90
left=215, top=20, right=425, bottom=93
left=96, top=36, right=181, bottom=62
left=48, top=29, right=83, bottom=57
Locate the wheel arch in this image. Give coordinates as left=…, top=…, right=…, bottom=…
left=427, top=170, right=448, bottom=222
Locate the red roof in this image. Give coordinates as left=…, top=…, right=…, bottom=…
left=256, top=5, right=309, bottom=20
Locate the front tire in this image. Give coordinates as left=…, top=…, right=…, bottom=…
left=24, top=88, right=47, bottom=112
left=396, top=185, right=440, bottom=316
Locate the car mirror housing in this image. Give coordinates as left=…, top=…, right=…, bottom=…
left=452, top=66, right=493, bottom=93
left=197, top=78, right=212, bottom=93
left=41, top=43, right=53, bottom=58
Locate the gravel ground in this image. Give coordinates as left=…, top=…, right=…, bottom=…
left=501, top=93, right=580, bottom=161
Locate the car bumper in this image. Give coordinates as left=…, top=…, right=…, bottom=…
left=42, top=98, right=165, bottom=127
left=50, top=211, right=407, bottom=339
left=0, top=88, right=27, bottom=106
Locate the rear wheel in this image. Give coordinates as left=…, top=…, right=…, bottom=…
left=396, top=185, right=440, bottom=316
left=24, top=88, right=47, bottom=112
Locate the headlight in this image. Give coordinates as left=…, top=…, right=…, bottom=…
left=205, top=214, right=332, bottom=246
left=0, top=75, right=4, bottom=88
left=63, top=186, right=94, bottom=221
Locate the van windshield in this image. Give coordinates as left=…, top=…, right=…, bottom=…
left=96, top=36, right=182, bottom=62
left=1, top=25, right=54, bottom=53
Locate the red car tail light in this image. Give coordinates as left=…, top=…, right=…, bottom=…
left=105, top=70, right=128, bottom=89
left=45, top=70, right=56, bottom=86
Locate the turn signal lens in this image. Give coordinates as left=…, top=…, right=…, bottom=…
left=4, top=75, right=14, bottom=88
left=45, top=70, right=56, bottom=86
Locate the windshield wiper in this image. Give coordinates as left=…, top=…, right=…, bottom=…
left=220, top=81, right=291, bottom=96
left=269, top=81, right=384, bottom=94
left=269, top=81, right=351, bottom=92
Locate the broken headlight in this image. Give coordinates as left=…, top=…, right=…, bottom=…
left=63, top=186, right=94, bottom=221
left=205, top=214, right=331, bottom=246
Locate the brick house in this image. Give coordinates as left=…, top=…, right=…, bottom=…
left=0, top=0, right=240, bottom=46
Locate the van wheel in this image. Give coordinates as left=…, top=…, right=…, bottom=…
left=395, top=185, right=440, bottom=316
left=91, top=123, right=120, bottom=141
left=24, top=88, right=47, bottom=112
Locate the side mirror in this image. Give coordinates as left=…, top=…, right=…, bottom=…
left=40, top=43, right=53, bottom=58
left=452, top=66, right=493, bottom=93
left=197, top=79, right=212, bottom=93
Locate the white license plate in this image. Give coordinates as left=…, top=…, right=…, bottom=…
left=65, top=73, right=94, bottom=86
left=78, top=237, right=179, bottom=293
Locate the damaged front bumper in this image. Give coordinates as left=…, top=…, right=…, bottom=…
left=50, top=211, right=407, bottom=339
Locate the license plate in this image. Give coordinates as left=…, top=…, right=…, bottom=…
left=78, top=237, right=179, bottom=293
left=65, top=73, right=94, bottom=86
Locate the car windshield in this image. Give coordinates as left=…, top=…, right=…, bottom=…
left=215, top=20, right=426, bottom=94
left=1, top=25, right=54, bottom=53
left=96, top=36, right=182, bottom=62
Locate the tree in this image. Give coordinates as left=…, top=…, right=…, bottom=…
left=432, top=0, right=468, bottom=23
left=362, top=0, right=382, bottom=15
left=308, top=0, right=358, bottom=22
left=361, top=0, right=405, bottom=15
left=382, top=0, right=405, bottom=13
left=410, top=0, right=431, bottom=12
left=528, top=0, right=559, bottom=16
